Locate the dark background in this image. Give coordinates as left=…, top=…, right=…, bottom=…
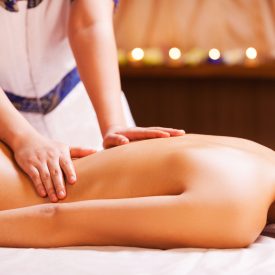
left=121, top=65, right=275, bottom=149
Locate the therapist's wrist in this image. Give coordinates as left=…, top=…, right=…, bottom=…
left=9, top=128, right=43, bottom=151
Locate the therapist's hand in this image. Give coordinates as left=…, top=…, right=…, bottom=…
left=13, top=134, right=96, bottom=202
left=103, top=126, right=185, bottom=149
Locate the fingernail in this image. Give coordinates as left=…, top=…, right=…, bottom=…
left=59, top=191, right=65, bottom=198
left=175, top=129, right=185, bottom=134
left=51, top=195, right=58, bottom=202
left=40, top=190, right=46, bottom=197
left=70, top=176, right=76, bottom=182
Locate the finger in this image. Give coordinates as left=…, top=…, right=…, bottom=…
left=70, top=147, right=97, bottom=158
left=38, top=164, right=58, bottom=203
left=103, top=134, right=129, bottom=149
left=60, top=154, right=77, bottom=185
left=148, top=127, right=185, bottom=136
left=116, top=129, right=171, bottom=140
left=48, top=160, right=66, bottom=200
left=26, top=165, right=47, bottom=197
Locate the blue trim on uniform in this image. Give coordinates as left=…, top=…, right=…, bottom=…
left=5, top=67, right=80, bottom=115
left=27, top=0, right=43, bottom=9
left=1, top=0, right=119, bottom=12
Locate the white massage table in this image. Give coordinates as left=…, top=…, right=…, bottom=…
left=0, top=233, right=274, bottom=275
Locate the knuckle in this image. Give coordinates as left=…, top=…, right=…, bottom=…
left=51, top=168, right=60, bottom=177
left=34, top=149, right=43, bottom=157
left=61, top=158, right=70, bottom=166
left=37, top=153, right=46, bottom=162
left=30, top=172, right=40, bottom=181
left=26, top=157, right=35, bottom=165
left=26, top=158, right=32, bottom=164
left=41, top=172, right=50, bottom=181
left=36, top=155, right=43, bottom=162
left=47, top=151, right=56, bottom=159
left=61, top=144, right=69, bottom=151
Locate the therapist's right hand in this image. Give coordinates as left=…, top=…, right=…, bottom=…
left=13, top=134, right=96, bottom=202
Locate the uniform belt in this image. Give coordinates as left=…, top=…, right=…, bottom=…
left=4, top=67, right=80, bottom=115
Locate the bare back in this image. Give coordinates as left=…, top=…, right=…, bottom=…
left=0, top=134, right=275, bottom=227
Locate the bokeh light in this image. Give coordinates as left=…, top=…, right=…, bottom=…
left=245, top=47, right=257, bottom=60
left=131, top=48, right=145, bottom=61
left=169, top=47, right=182, bottom=60
left=208, top=48, right=221, bottom=60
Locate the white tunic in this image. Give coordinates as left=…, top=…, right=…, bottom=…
left=0, top=0, right=134, bottom=149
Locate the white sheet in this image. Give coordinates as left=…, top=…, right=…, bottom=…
left=0, top=236, right=274, bottom=275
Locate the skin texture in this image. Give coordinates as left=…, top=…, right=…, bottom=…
left=0, top=134, right=275, bottom=249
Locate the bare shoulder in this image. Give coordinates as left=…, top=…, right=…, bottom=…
left=176, top=134, right=273, bottom=236
left=181, top=134, right=275, bottom=159
left=166, top=134, right=275, bottom=202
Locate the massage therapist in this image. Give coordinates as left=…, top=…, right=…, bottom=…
left=0, top=0, right=184, bottom=202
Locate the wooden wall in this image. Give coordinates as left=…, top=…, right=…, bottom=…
left=121, top=66, right=275, bottom=149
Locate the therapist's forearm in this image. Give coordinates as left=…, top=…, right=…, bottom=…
left=69, top=22, right=126, bottom=137
left=0, top=89, right=39, bottom=150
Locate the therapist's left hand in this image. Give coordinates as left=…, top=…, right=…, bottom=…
left=103, top=126, right=185, bottom=149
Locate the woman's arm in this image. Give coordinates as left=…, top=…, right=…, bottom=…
left=0, top=192, right=257, bottom=249
left=69, top=0, right=126, bottom=137
left=0, top=195, right=187, bottom=249
left=68, top=0, right=185, bottom=148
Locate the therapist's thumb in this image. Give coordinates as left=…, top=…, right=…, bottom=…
left=103, top=133, right=129, bottom=149
left=70, top=147, right=97, bottom=159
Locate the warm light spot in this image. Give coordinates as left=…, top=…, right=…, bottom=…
left=208, top=48, right=221, bottom=60
left=131, top=48, right=144, bottom=61
left=169, top=47, right=182, bottom=60
left=246, top=47, right=257, bottom=60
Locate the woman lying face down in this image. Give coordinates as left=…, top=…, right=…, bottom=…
left=0, top=134, right=274, bottom=249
